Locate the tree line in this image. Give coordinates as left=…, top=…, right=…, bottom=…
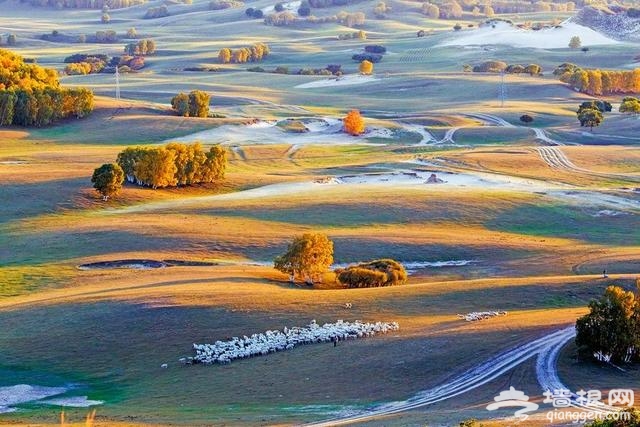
left=24, top=0, right=145, bottom=9
left=116, top=142, right=226, bottom=189
left=0, top=49, right=94, bottom=126
left=217, top=43, right=269, bottom=64
left=555, top=63, right=640, bottom=96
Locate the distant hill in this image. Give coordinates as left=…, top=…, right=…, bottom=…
left=572, top=6, right=640, bottom=41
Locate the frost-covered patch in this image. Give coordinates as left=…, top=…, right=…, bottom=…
left=185, top=320, right=399, bottom=365
left=591, top=209, right=628, bottom=217
left=458, top=311, right=507, bottom=322
left=0, top=385, right=103, bottom=413
left=295, top=74, right=379, bottom=89
left=438, top=20, right=619, bottom=48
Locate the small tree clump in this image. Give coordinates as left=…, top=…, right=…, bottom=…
left=343, top=110, right=365, bottom=136
left=336, top=259, right=408, bottom=288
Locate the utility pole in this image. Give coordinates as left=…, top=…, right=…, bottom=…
left=115, top=65, right=121, bottom=101
left=499, top=71, right=506, bottom=108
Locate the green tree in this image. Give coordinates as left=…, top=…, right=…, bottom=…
left=171, top=92, right=190, bottom=116
left=576, top=286, right=640, bottom=364
left=274, top=233, right=334, bottom=284
left=577, top=106, right=603, bottom=131
left=91, top=163, right=124, bottom=200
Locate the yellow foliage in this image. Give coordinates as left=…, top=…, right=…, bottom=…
left=359, top=60, right=373, bottom=75
left=343, top=109, right=365, bottom=136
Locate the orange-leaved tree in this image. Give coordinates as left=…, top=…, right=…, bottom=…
left=343, top=110, right=365, bottom=135
left=359, top=60, right=373, bottom=75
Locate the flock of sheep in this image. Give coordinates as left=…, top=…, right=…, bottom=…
left=184, top=320, right=400, bottom=365
left=458, top=311, right=508, bottom=322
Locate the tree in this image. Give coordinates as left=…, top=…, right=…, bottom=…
left=359, top=60, right=373, bottom=75
left=274, top=2, right=284, bottom=11
left=274, top=233, right=334, bottom=284
left=422, top=2, right=439, bottom=18
left=91, top=163, right=124, bottom=201
left=298, top=1, right=311, bottom=16
left=343, top=110, right=365, bottom=136
left=576, top=285, right=640, bottom=364
left=336, top=259, right=407, bottom=288
left=620, top=97, right=640, bottom=114
left=520, top=114, right=533, bottom=124
left=101, top=13, right=110, bottom=23
left=218, top=48, right=232, bottom=64
left=7, top=34, right=17, bottom=46
left=188, top=90, right=210, bottom=118
left=171, top=92, right=190, bottom=116
left=484, top=5, right=494, bottom=17
left=126, top=27, right=137, bottom=38
left=577, top=106, right=603, bottom=131
left=569, top=35, right=581, bottom=49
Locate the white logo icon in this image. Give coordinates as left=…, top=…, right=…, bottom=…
left=486, top=387, right=539, bottom=420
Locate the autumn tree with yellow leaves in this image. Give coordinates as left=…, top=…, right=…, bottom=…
left=359, top=60, right=373, bottom=75
left=343, top=110, right=365, bottom=136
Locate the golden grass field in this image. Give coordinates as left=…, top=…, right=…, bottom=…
left=1, top=1, right=640, bottom=425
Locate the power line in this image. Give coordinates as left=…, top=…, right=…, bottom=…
left=115, top=65, right=120, bottom=100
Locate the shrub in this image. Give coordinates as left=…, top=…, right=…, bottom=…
left=337, top=259, right=408, bottom=288
left=144, top=5, right=169, bottom=18
left=519, top=114, right=533, bottom=124
left=364, top=45, right=386, bottom=54
left=343, top=109, right=364, bottom=135
left=274, top=66, right=289, bottom=74
left=274, top=2, right=284, bottom=11
left=101, top=13, right=110, bottom=23
left=210, top=0, right=243, bottom=9
left=298, top=1, right=311, bottom=16
left=472, top=60, right=508, bottom=73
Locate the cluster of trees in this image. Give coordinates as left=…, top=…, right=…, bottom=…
left=555, top=63, right=640, bottom=95
left=576, top=284, right=640, bottom=365
left=64, top=53, right=145, bottom=75
left=373, top=1, right=390, bottom=18
left=352, top=45, right=386, bottom=64
left=116, top=142, right=227, bottom=189
left=24, top=0, right=145, bottom=9
left=336, top=259, right=407, bottom=288
left=343, top=110, right=365, bottom=135
left=209, top=0, right=243, bottom=9
left=0, top=34, right=17, bottom=46
left=308, top=0, right=360, bottom=7
left=274, top=233, right=334, bottom=284
left=244, top=7, right=264, bottom=18
left=249, top=64, right=343, bottom=76
left=0, top=49, right=94, bottom=126
left=420, top=0, right=574, bottom=18
left=217, top=43, right=269, bottom=64
left=620, top=96, right=640, bottom=114
left=144, top=5, right=168, bottom=18
left=265, top=10, right=365, bottom=27
left=171, top=90, right=210, bottom=117
left=124, top=39, right=156, bottom=55
left=488, top=0, right=574, bottom=14
left=337, top=30, right=366, bottom=40
left=468, top=61, right=542, bottom=75
left=94, top=30, right=118, bottom=43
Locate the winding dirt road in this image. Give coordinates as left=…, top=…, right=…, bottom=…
left=306, top=327, right=579, bottom=426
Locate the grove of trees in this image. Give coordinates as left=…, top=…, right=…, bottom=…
left=274, top=233, right=334, bottom=284
left=91, top=163, right=124, bottom=200
left=336, top=259, right=407, bottom=288
left=554, top=63, right=640, bottom=95
left=620, top=96, right=640, bottom=114
left=124, top=39, right=156, bottom=56
left=116, top=142, right=227, bottom=188
left=170, top=90, right=210, bottom=117
left=576, top=285, right=640, bottom=364
left=343, top=110, right=365, bottom=135
left=0, top=49, right=94, bottom=126
left=25, top=0, right=146, bottom=9
left=217, top=43, right=269, bottom=64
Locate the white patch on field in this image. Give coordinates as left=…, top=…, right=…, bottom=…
left=37, top=396, right=104, bottom=407
left=439, top=21, right=620, bottom=48
left=295, top=74, right=379, bottom=89
left=0, top=161, right=27, bottom=165
left=261, top=0, right=300, bottom=15
left=591, top=209, right=627, bottom=217
left=0, top=385, right=67, bottom=413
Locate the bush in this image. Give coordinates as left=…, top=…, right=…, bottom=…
left=274, top=2, right=284, bottom=11
left=337, top=259, right=408, bottom=288
left=364, top=45, right=386, bottom=54
left=472, top=60, right=508, bottom=73
left=519, top=114, right=533, bottom=124
left=144, top=5, right=169, bottom=18
left=274, top=66, right=289, bottom=74
left=210, top=0, right=243, bottom=9
left=298, top=2, right=311, bottom=16
left=352, top=53, right=382, bottom=63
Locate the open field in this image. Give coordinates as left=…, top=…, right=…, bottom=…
left=1, top=0, right=640, bottom=425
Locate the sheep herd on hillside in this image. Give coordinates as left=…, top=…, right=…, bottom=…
left=182, top=320, right=400, bottom=365
left=458, top=311, right=508, bottom=321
